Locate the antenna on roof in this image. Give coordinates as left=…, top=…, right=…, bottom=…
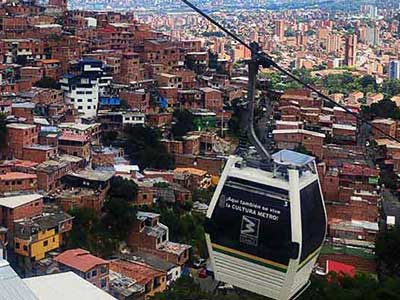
left=179, top=0, right=400, bottom=145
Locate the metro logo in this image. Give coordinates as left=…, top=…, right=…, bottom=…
left=240, top=215, right=260, bottom=246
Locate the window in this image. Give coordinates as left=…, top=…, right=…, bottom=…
left=87, top=106, right=91, bottom=110
left=208, top=176, right=293, bottom=266
left=43, top=240, right=48, bottom=247
left=100, top=266, right=107, bottom=274
left=77, top=99, right=83, bottom=102
left=100, top=278, right=107, bottom=288
left=23, top=245, right=28, bottom=251
left=87, top=99, right=92, bottom=102
left=92, top=269, right=97, bottom=277
left=78, top=106, right=83, bottom=110
left=15, top=242, right=20, bottom=249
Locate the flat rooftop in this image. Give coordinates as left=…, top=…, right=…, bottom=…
left=6, top=123, right=36, bottom=130
left=0, top=194, right=42, bottom=209
left=24, top=272, right=117, bottom=300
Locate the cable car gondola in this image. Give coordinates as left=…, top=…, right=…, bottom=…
left=205, top=151, right=327, bottom=300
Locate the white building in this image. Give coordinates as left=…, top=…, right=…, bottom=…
left=60, top=59, right=111, bottom=119
left=24, top=272, right=117, bottom=300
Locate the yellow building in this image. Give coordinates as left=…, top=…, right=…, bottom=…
left=13, top=212, right=73, bottom=261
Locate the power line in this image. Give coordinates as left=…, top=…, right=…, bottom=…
left=179, top=0, right=400, bottom=144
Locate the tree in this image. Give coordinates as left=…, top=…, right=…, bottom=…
left=192, top=188, right=215, bottom=204
left=124, top=125, right=174, bottom=170
left=67, top=207, right=100, bottom=253
left=101, top=198, right=137, bottom=241
left=381, top=79, right=400, bottom=98
left=376, top=228, right=400, bottom=278
left=101, top=131, right=118, bottom=146
left=172, top=109, right=194, bottom=139
left=0, top=113, right=7, bottom=150
left=362, top=99, right=400, bottom=120
left=142, top=203, right=208, bottom=257
left=108, top=177, right=138, bottom=202
left=300, top=274, right=400, bottom=300
left=67, top=198, right=137, bottom=257
left=34, top=76, right=61, bottom=89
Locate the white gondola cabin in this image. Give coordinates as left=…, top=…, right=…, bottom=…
left=205, top=150, right=327, bottom=300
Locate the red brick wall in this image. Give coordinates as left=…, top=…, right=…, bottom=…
left=0, top=198, right=43, bottom=230
left=7, top=126, right=38, bottom=159
left=0, top=175, right=37, bottom=193
left=92, top=153, right=115, bottom=167
left=322, top=175, right=340, bottom=202
left=12, top=107, right=34, bottom=123
left=174, top=154, right=225, bottom=176
left=203, top=90, right=223, bottom=112
left=22, top=147, right=57, bottom=163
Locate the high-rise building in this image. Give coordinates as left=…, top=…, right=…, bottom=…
left=326, top=33, right=341, bottom=54
left=389, top=60, right=400, bottom=80
left=296, top=33, right=308, bottom=47
left=366, top=25, right=380, bottom=46
left=361, top=4, right=378, bottom=19
left=274, top=20, right=285, bottom=41
left=344, top=35, right=357, bottom=67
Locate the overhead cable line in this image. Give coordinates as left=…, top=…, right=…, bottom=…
left=180, top=0, right=400, bottom=144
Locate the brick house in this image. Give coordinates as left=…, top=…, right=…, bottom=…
left=328, top=219, right=378, bottom=243
left=0, top=194, right=43, bottom=230
left=120, top=89, right=150, bottom=112
left=0, top=172, right=37, bottom=193
left=14, top=212, right=73, bottom=262
left=333, top=106, right=358, bottom=125
left=36, top=159, right=71, bottom=191
left=155, top=73, right=182, bottom=89
left=58, top=132, right=91, bottom=161
left=371, top=119, right=397, bottom=139
left=22, top=145, right=58, bottom=163
left=109, top=259, right=166, bottom=300
left=55, top=249, right=110, bottom=291
left=326, top=196, right=378, bottom=223
left=127, top=212, right=190, bottom=266
left=177, top=90, right=202, bottom=110
left=146, top=113, right=173, bottom=128
left=60, top=170, right=114, bottom=212
left=273, top=129, right=325, bottom=158
left=11, top=102, right=35, bottom=123
left=6, top=124, right=38, bottom=159
left=174, top=154, right=225, bottom=176
left=199, top=87, right=223, bottom=112
left=332, top=124, right=357, bottom=145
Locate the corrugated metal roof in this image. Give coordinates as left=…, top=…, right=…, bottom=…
left=0, top=260, right=38, bottom=300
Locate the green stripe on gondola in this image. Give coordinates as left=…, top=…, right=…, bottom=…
left=212, top=243, right=288, bottom=273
